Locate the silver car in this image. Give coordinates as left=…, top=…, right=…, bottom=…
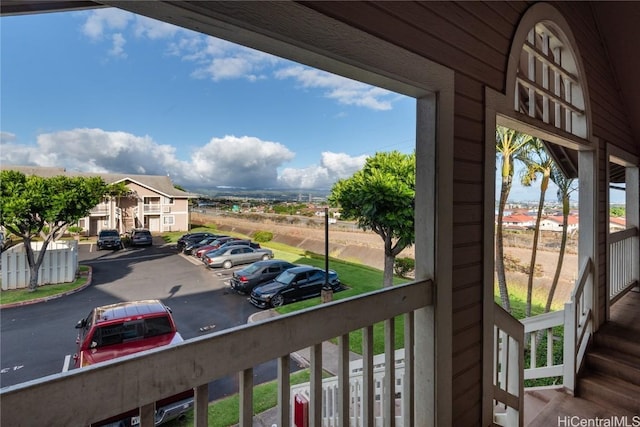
left=202, top=245, right=274, bottom=269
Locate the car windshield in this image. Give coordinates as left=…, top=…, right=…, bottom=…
left=275, top=269, right=298, bottom=285
left=100, top=230, right=118, bottom=237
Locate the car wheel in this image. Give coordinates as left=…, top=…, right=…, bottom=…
left=261, top=254, right=270, bottom=261
left=271, top=294, right=284, bottom=308
left=223, top=260, right=233, bottom=269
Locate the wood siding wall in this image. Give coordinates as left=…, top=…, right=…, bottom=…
left=555, top=3, right=638, bottom=326
left=304, top=1, right=637, bottom=425
left=302, top=2, right=526, bottom=424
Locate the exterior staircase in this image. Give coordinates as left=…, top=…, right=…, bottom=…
left=578, top=322, right=640, bottom=414
left=527, top=292, right=640, bottom=426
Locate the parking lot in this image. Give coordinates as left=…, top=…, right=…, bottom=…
left=0, top=239, right=266, bottom=390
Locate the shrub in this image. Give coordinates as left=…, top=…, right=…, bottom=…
left=68, top=226, right=83, bottom=234
left=253, top=231, right=273, bottom=243
left=394, top=257, right=415, bottom=278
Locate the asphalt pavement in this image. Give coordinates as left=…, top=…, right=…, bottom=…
left=1, top=240, right=355, bottom=427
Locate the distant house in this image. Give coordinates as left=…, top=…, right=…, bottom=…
left=539, top=215, right=580, bottom=233
left=609, top=216, right=627, bottom=232
left=1, top=165, right=196, bottom=235
left=500, top=214, right=535, bottom=230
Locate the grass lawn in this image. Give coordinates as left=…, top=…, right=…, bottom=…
left=163, top=369, right=322, bottom=427
left=0, top=265, right=90, bottom=305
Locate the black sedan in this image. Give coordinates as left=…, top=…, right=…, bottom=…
left=229, top=259, right=297, bottom=294
left=250, top=266, right=341, bottom=309
left=176, top=232, right=218, bottom=251
left=183, top=235, right=227, bottom=255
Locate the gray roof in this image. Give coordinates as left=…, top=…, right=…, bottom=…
left=0, top=165, right=197, bottom=199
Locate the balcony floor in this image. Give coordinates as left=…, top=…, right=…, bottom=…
left=525, top=289, right=640, bottom=426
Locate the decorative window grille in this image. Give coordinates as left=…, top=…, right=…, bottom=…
left=515, top=23, right=586, bottom=138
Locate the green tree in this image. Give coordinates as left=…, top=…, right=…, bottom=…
left=0, top=170, right=109, bottom=291
left=520, top=138, right=554, bottom=318
left=610, top=206, right=625, bottom=217
left=496, top=126, right=534, bottom=313
left=330, top=151, right=415, bottom=287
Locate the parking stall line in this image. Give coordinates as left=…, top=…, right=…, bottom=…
left=62, top=355, right=71, bottom=372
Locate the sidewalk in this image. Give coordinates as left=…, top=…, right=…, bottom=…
left=243, top=309, right=362, bottom=426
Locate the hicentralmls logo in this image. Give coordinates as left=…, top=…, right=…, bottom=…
left=557, top=415, right=640, bottom=427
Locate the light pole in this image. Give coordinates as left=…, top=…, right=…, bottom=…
left=321, top=207, right=333, bottom=303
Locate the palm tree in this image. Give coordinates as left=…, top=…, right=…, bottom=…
left=520, top=139, right=555, bottom=318
left=495, top=126, right=534, bottom=313
left=544, top=165, right=577, bottom=314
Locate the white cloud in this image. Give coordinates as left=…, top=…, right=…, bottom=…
left=278, top=151, right=367, bottom=189
left=1, top=129, right=368, bottom=190
left=109, top=33, right=127, bottom=58
left=275, top=66, right=394, bottom=111
left=78, top=12, right=396, bottom=110
left=34, top=129, right=185, bottom=176
left=133, top=15, right=180, bottom=40
left=188, top=135, right=294, bottom=188
left=186, top=38, right=279, bottom=82
left=82, top=9, right=132, bottom=40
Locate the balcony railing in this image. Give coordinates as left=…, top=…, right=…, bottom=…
left=143, top=204, right=161, bottom=214
left=493, top=303, right=525, bottom=427
left=609, top=227, right=639, bottom=304
left=0, top=279, right=432, bottom=426
left=290, top=349, right=407, bottom=426
left=512, top=257, right=593, bottom=396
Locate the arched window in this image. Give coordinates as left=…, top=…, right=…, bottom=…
left=515, top=22, right=587, bottom=138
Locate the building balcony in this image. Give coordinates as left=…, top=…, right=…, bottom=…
left=143, top=204, right=161, bottom=214
left=0, top=279, right=432, bottom=426
left=89, top=206, right=109, bottom=216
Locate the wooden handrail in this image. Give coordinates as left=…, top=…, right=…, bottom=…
left=571, top=257, right=593, bottom=300
left=609, top=226, right=638, bottom=244
left=1, top=279, right=433, bottom=426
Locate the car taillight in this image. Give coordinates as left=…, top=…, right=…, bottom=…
left=239, top=276, right=248, bottom=282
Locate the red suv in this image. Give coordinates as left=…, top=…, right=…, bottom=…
left=73, top=300, right=193, bottom=426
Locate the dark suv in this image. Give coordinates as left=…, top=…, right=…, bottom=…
left=97, top=229, right=122, bottom=250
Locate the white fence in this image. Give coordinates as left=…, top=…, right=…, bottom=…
left=609, top=227, right=639, bottom=304
left=1, top=240, right=78, bottom=290
left=290, top=350, right=406, bottom=426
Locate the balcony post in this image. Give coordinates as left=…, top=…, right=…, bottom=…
left=239, top=368, right=254, bottom=427
left=310, top=343, right=323, bottom=426
left=278, top=356, right=291, bottom=427
left=194, top=384, right=208, bottom=427
left=563, top=300, right=576, bottom=394
left=626, top=166, right=639, bottom=291
left=137, top=402, right=154, bottom=427
left=578, top=149, right=598, bottom=327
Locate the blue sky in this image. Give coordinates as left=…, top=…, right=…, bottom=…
left=1, top=8, right=622, bottom=204
left=1, top=8, right=415, bottom=191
